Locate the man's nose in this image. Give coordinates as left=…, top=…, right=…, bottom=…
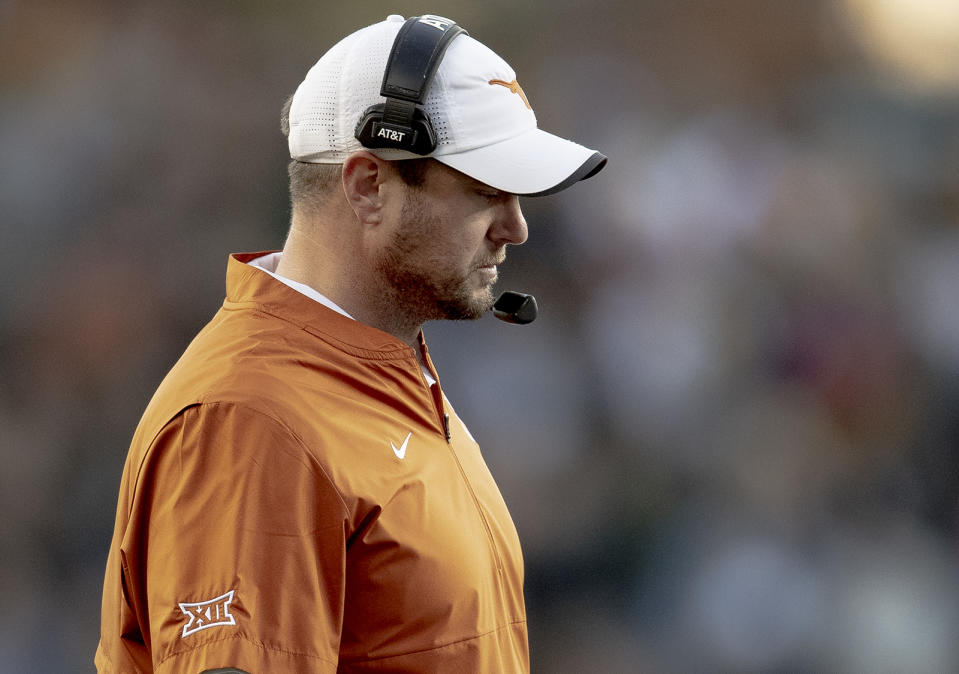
left=490, top=196, right=528, bottom=246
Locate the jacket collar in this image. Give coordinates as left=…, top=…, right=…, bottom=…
left=225, top=252, right=418, bottom=361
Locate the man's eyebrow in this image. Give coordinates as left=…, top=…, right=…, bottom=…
left=470, top=180, right=512, bottom=196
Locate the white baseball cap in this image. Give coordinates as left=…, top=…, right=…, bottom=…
left=288, top=14, right=606, bottom=196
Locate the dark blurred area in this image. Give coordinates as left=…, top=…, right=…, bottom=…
left=2, top=1, right=958, bottom=671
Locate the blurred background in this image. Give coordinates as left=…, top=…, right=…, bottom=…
left=2, top=0, right=959, bottom=671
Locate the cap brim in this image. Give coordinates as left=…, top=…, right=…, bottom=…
left=435, top=128, right=607, bottom=197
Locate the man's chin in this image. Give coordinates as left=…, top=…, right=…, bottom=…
left=470, top=287, right=497, bottom=318
left=434, top=289, right=495, bottom=321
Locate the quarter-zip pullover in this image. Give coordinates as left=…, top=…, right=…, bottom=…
left=96, top=252, right=529, bottom=673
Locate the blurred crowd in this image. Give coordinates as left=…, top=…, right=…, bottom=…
left=2, top=1, right=958, bottom=671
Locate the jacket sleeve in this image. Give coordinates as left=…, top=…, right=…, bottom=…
left=119, top=402, right=348, bottom=673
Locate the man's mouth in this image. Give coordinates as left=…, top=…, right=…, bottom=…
left=474, top=262, right=500, bottom=284
left=476, top=255, right=506, bottom=270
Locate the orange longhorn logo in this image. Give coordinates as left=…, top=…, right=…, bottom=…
left=489, top=79, right=532, bottom=110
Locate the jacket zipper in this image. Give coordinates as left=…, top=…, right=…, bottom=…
left=416, top=340, right=506, bottom=575
left=443, top=431, right=506, bottom=575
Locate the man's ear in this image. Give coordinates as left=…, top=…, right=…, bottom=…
left=341, top=151, right=390, bottom=226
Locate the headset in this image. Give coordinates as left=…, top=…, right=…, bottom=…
left=354, top=15, right=466, bottom=156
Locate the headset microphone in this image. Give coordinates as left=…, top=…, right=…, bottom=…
left=493, top=291, right=537, bottom=325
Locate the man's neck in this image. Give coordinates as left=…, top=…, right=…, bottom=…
left=276, top=225, right=424, bottom=349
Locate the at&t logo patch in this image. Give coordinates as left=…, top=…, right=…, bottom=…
left=178, top=590, right=236, bottom=638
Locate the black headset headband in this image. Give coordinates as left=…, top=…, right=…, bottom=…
left=354, top=15, right=467, bottom=155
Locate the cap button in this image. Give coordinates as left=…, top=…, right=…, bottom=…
left=386, top=14, right=405, bottom=22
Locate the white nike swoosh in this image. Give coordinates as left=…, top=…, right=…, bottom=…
left=391, top=432, right=412, bottom=459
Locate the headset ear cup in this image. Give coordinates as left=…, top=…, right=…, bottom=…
left=355, top=105, right=438, bottom=155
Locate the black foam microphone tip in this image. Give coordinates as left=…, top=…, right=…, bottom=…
left=493, top=291, right=538, bottom=325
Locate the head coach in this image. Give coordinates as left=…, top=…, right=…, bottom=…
left=96, top=13, right=605, bottom=673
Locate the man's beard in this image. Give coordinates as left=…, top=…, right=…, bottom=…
left=374, top=192, right=497, bottom=324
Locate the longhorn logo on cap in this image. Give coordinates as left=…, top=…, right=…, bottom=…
left=489, top=79, right=532, bottom=110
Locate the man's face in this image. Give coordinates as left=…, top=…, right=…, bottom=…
left=375, top=161, right=528, bottom=323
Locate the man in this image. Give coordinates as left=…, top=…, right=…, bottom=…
left=96, top=14, right=604, bottom=673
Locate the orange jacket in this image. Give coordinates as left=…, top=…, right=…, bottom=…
left=96, top=253, right=529, bottom=673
